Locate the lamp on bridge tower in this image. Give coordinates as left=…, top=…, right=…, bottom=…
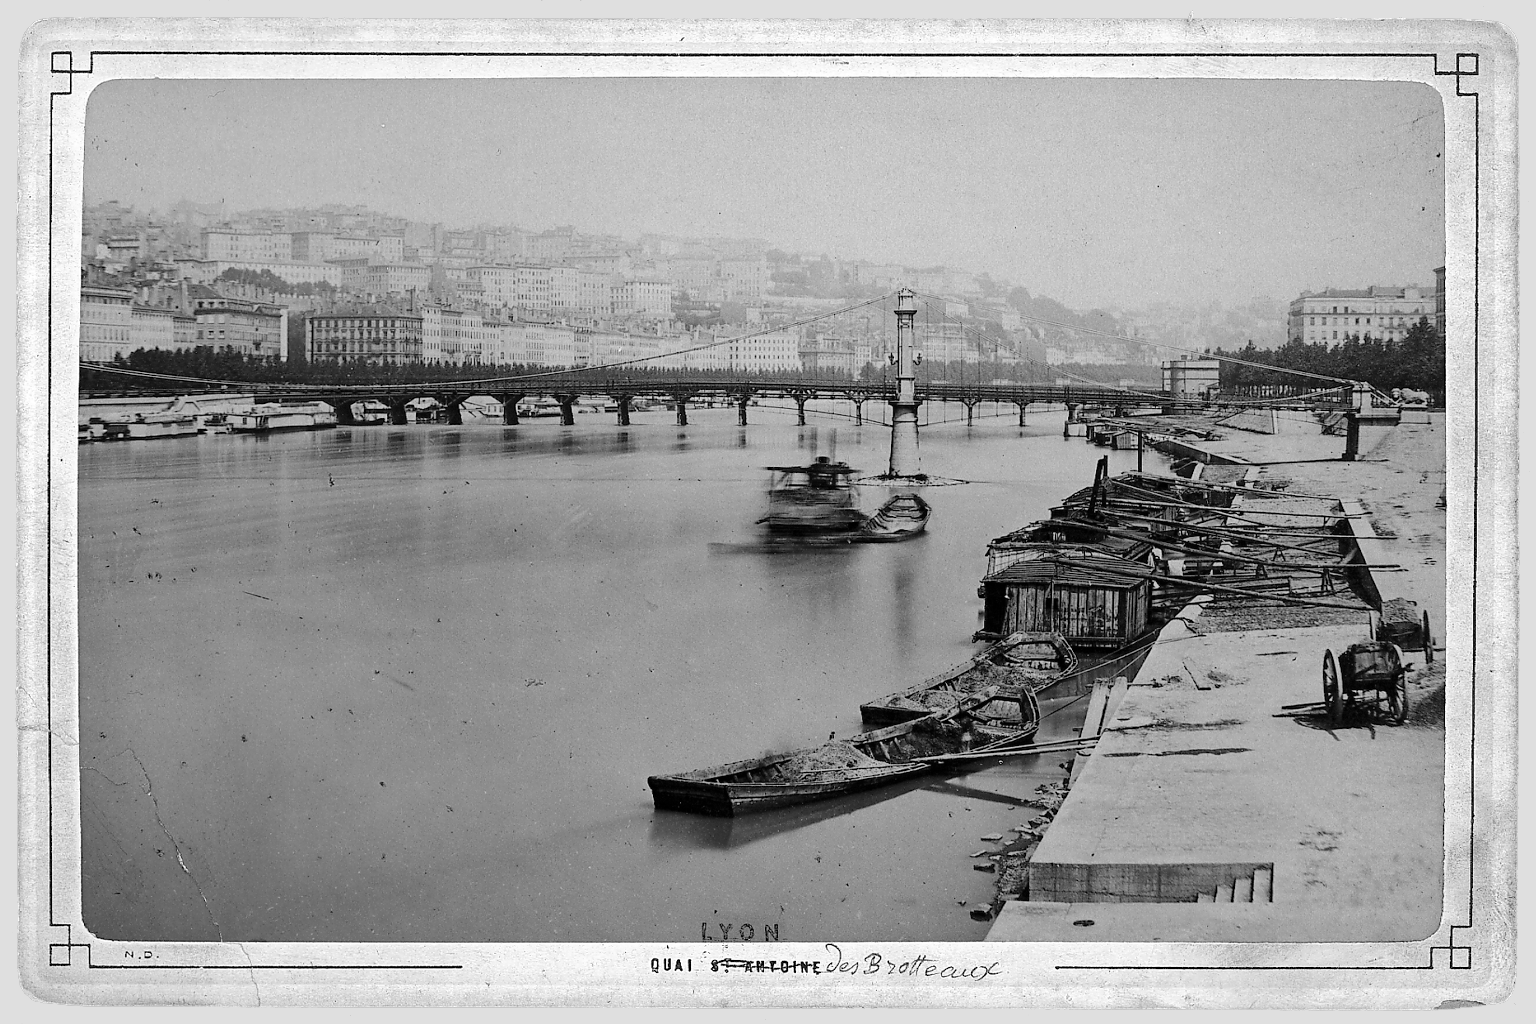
left=887, top=288, right=922, bottom=478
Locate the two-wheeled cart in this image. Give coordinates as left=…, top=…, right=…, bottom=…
left=1321, top=642, right=1409, bottom=726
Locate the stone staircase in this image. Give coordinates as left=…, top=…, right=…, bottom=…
left=1195, top=865, right=1273, bottom=903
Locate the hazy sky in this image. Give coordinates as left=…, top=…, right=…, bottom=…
left=84, top=77, right=1445, bottom=310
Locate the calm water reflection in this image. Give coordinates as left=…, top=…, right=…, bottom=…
left=77, top=407, right=1157, bottom=942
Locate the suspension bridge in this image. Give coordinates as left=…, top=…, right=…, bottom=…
left=78, top=288, right=1391, bottom=464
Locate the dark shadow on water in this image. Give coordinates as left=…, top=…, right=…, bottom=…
left=920, top=778, right=1035, bottom=807
left=891, top=560, right=917, bottom=664
left=646, top=773, right=933, bottom=851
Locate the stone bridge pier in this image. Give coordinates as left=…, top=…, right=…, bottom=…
left=329, top=399, right=357, bottom=426
left=1016, top=401, right=1028, bottom=427
left=673, top=393, right=689, bottom=426
left=962, top=397, right=979, bottom=425
left=387, top=399, right=410, bottom=425
left=497, top=394, right=520, bottom=425
left=615, top=395, right=632, bottom=426
left=555, top=394, right=578, bottom=426
left=735, top=393, right=751, bottom=426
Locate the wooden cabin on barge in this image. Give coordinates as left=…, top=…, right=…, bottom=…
left=975, top=548, right=1154, bottom=649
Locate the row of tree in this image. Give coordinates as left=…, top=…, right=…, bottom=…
left=81, top=347, right=1161, bottom=393
left=216, top=267, right=336, bottom=296
left=1213, top=317, right=1445, bottom=402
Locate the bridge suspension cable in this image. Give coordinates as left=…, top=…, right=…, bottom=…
left=79, top=293, right=902, bottom=392
left=918, top=291, right=1357, bottom=387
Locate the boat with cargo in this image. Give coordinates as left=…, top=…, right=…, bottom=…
left=860, top=630, right=1074, bottom=727
left=648, top=686, right=1038, bottom=817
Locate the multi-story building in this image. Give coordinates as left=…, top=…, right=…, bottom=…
left=712, top=328, right=801, bottom=373
left=422, top=306, right=498, bottom=365
left=527, top=228, right=576, bottom=261
left=667, top=255, right=717, bottom=296
left=719, top=256, right=767, bottom=304
left=80, top=285, right=135, bottom=361
left=306, top=312, right=424, bottom=365
left=798, top=332, right=858, bottom=377
left=1433, top=266, right=1446, bottom=336
left=289, top=231, right=336, bottom=262
left=610, top=277, right=672, bottom=317
left=186, top=286, right=287, bottom=359
left=577, top=269, right=612, bottom=314
left=467, top=265, right=517, bottom=308
left=201, top=229, right=294, bottom=263
left=358, top=263, right=432, bottom=300
left=515, top=264, right=557, bottom=310
left=130, top=303, right=179, bottom=353
left=501, top=322, right=581, bottom=367
left=1286, top=285, right=1435, bottom=344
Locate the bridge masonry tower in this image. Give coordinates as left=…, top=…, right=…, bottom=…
left=887, top=288, right=921, bottom=477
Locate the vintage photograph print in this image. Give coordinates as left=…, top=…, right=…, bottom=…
left=16, top=20, right=1516, bottom=1008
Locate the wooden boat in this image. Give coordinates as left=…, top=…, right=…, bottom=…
left=858, top=493, right=931, bottom=542
left=648, top=687, right=1038, bottom=816
left=860, top=631, right=1073, bottom=726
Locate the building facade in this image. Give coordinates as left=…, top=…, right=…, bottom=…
left=421, top=307, right=498, bottom=365
left=1286, top=286, right=1435, bottom=344
left=610, top=277, right=672, bottom=317
left=201, top=229, right=294, bottom=263
left=1433, top=266, right=1446, bottom=336
left=307, top=313, right=424, bottom=365
left=80, top=285, right=135, bottom=361
left=188, top=290, right=287, bottom=358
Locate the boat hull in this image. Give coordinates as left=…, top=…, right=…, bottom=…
left=648, top=764, right=926, bottom=816
left=650, top=688, right=1036, bottom=816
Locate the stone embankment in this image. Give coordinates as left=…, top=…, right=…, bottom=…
left=986, top=411, right=1447, bottom=942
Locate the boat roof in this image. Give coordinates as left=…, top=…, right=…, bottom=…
left=983, top=549, right=1155, bottom=588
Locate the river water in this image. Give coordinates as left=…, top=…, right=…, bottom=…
left=77, top=404, right=1158, bottom=943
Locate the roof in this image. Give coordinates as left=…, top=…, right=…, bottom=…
left=984, top=550, right=1155, bottom=589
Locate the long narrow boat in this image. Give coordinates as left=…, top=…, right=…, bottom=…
left=648, top=686, right=1038, bottom=817
left=859, top=631, right=1075, bottom=726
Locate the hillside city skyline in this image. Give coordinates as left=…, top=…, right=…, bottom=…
left=83, top=77, right=1445, bottom=315
left=87, top=192, right=1365, bottom=371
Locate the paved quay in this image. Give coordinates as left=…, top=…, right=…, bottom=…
left=988, top=414, right=1447, bottom=943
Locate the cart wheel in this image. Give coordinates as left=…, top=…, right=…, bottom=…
left=1322, top=649, right=1343, bottom=725
left=1422, top=610, right=1434, bottom=663
left=1387, top=673, right=1410, bottom=725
